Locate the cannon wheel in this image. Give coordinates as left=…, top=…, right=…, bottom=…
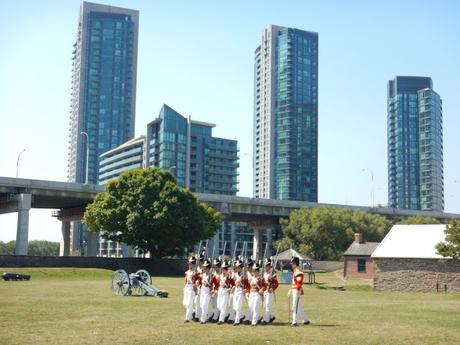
left=135, top=269, right=152, bottom=285
left=111, top=269, right=130, bottom=296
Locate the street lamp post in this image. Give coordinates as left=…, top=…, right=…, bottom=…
left=80, top=132, right=89, bottom=184
left=362, top=168, right=374, bottom=207
left=16, top=149, right=26, bottom=178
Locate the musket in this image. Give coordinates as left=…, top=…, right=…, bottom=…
left=232, top=241, right=239, bottom=266
left=262, top=241, right=269, bottom=262
left=197, top=240, right=202, bottom=257
left=221, top=240, right=227, bottom=259
left=204, top=240, right=209, bottom=259
left=272, top=242, right=281, bottom=274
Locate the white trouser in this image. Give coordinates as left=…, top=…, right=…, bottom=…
left=210, top=294, right=218, bottom=320
left=233, top=287, right=244, bottom=324
left=183, top=284, right=196, bottom=321
left=245, top=293, right=252, bottom=321
left=200, top=287, right=211, bottom=322
left=194, top=288, right=201, bottom=318
left=228, top=292, right=235, bottom=321
left=248, top=291, right=262, bottom=325
left=291, top=290, right=309, bottom=324
left=263, top=291, right=274, bottom=322
left=217, top=288, right=229, bottom=322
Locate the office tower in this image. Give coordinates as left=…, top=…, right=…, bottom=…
left=387, top=76, right=444, bottom=211
left=253, top=25, right=318, bottom=201
left=146, top=104, right=239, bottom=195
left=67, top=2, right=139, bottom=255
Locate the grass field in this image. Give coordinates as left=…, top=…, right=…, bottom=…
left=0, top=268, right=459, bottom=345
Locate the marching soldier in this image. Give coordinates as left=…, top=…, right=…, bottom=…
left=243, top=258, right=254, bottom=324
left=248, top=261, right=266, bottom=326
left=193, top=253, right=205, bottom=321
left=289, top=256, right=310, bottom=326
left=262, top=258, right=279, bottom=325
left=231, top=259, right=245, bottom=326
left=199, top=259, right=213, bottom=324
left=209, top=258, right=222, bottom=322
left=183, top=256, right=198, bottom=322
left=216, top=260, right=232, bottom=325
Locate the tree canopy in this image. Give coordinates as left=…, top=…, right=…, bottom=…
left=83, top=167, right=221, bottom=258
left=277, top=207, right=391, bottom=260
left=436, top=220, right=460, bottom=259
left=397, top=216, right=440, bottom=225
left=0, top=240, right=59, bottom=256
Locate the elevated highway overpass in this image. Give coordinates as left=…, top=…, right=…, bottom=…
left=1, top=176, right=459, bottom=256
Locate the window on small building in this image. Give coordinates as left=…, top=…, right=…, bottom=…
left=357, top=259, right=366, bottom=273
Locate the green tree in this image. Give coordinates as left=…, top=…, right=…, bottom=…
left=436, top=220, right=460, bottom=259
left=28, top=240, right=60, bottom=256
left=0, top=241, right=15, bottom=255
left=397, top=216, right=440, bottom=225
left=277, top=207, right=391, bottom=260
left=0, top=240, right=60, bottom=256
left=83, top=167, right=221, bottom=258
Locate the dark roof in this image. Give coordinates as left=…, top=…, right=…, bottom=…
left=344, top=242, right=380, bottom=256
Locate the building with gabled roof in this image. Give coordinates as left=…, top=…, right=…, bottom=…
left=344, top=233, right=379, bottom=279
left=371, top=225, right=460, bottom=292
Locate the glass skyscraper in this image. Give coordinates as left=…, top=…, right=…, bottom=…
left=387, top=76, right=444, bottom=211
left=67, top=2, right=139, bottom=255
left=253, top=25, right=318, bottom=201
left=67, top=2, right=139, bottom=185
left=146, top=104, right=239, bottom=195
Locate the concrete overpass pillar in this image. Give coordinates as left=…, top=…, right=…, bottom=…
left=60, top=221, right=71, bottom=256
left=253, top=227, right=263, bottom=261
left=15, top=193, right=31, bottom=255
left=86, top=231, right=99, bottom=256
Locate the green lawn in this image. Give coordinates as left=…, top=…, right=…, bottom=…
left=0, top=268, right=459, bottom=345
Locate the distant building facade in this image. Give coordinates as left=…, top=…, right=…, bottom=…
left=96, top=104, right=268, bottom=258
left=253, top=25, right=318, bottom=202
left=343, top=233, right=379, bottom=279
left=146, top=104, right=239, bottom=195
left=387, top=76, right=444, bottom=211
left=67, top=2, right=139, bottom=255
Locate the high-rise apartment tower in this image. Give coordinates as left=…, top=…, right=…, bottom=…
left=253, top=25, right=318, bottom=201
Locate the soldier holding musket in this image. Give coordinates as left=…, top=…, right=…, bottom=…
left=262, top=258, right=279, bottom=325
left=288, top=256, right=310, bottom=326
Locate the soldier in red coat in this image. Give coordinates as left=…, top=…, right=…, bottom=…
left=183, top=256, right=198, bottom=322
left=289, top=256, right=310, bottom=326
left=262, top=258, right=279, bottom=324
left=247, top=261, right=266, bottom=326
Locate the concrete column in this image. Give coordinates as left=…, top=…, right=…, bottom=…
left=15, top=194, right=31, bottom=255
left=86, top=231, right=99, bottom=256
left=60, top=221, right=71, bottom=256
left=253, top=227, right=263, bottom=261
left=70, top=221, right=81, bottom=254
left=230, top=222, right=236, bottom=258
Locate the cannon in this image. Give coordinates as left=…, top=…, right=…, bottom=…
left=110, top=269, right=168, bottom=298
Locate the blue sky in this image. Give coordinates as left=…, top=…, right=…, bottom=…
left=0, top=0, right=459, bottom=242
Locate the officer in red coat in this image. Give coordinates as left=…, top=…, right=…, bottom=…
left=289, top=256, right=310, bottom=326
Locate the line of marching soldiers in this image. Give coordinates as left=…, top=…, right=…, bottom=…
left=183, top=255, right=311, bottom=326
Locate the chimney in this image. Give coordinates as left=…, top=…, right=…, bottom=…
left=354, top=233, right=363, bottom=243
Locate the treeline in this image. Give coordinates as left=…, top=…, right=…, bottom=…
left=276, top=208, right=441, bottom=261
left=0, top=240, right=60, bottom=256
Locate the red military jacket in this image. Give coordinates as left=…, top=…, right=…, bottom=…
left=249, top=274, right=266, bottom=294
left=211, top=275, right=220, bottom=294
left=263, top=271, right=279, bottom=292
left=291, top=268, right=304, bottom=294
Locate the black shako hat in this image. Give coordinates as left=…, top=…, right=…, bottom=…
left=291, top=256, right=300, bottom=265
left=188, top=256, right=197, bottom=265
left=203, top=259, right=212, bottom=268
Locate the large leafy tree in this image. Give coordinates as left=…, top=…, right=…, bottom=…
left=398, top=216, right=440, bottom=225
left=436, top=220, right=460, bottom=259
left=83, top=167, right=221, bottom=258
left=278, top=207, right=391, bottom=260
